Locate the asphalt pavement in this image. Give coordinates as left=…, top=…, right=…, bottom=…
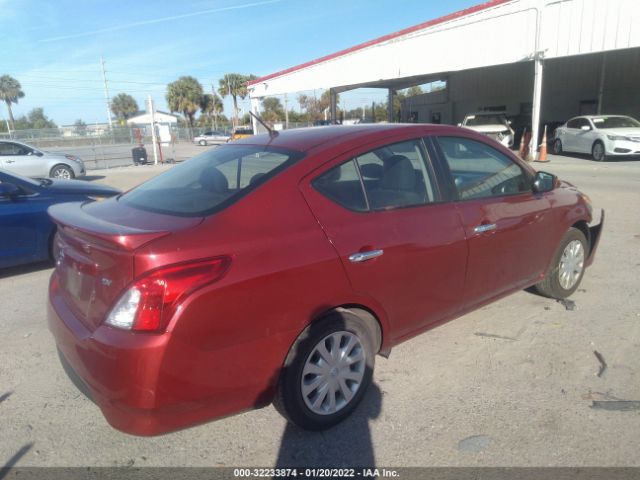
left=0, top=151, right=638, bottom=468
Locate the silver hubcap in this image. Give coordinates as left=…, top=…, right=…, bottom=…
left=53, top=168, right=71, bottom=179
left=594, top=144, right=604, bottom=160
left=301, top=331, right=365, bottom=416
left=559, top=239, right=585, bottom=290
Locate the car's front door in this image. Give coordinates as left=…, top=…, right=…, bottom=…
left=433, top=135, right=556, bottom=308
left=574, top=118, right=598, bottom=153
left=301, top=138, right=468, bottom=342
left=0, top=179, right=40, bottom=267
left=0, top=142, right=43, bottom=177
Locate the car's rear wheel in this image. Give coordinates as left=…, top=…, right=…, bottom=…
left=199, top=139, right=207, bottom=146
left=553, top=138, right=563, bottom=155
left=273, top=311, right=375, bottom=430
left=592, top=141, right=606, bottom=162
left=535, top=227, right=588, bottom=299
left=50, top=164, right=74, bottom=179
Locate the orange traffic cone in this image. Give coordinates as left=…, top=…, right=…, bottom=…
left=519, top=127, right=528, bottom=160
left=537, top=125, right=549, bottom=162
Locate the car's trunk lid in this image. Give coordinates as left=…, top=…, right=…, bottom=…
left=49, top=199, right=202, bottom=331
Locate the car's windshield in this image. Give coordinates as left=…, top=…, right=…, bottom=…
left=120, top=144, right=302, bottom=217
left=464, top=114, right=508, bottom=126
left=591, top=116, right=640, bottom=129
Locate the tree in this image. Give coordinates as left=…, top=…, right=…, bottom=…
left=200, top=93, right=224, bottom=130
left=166, top=76, right=203, bottom=134
left=0, top=75, right=25, bottom=131
left=298, top=90, right=338, bottom=121
left=12, top=108, right=57, bottom=130
left=218, top=73, right=257, bottom=127
left=110, top=93, right=138, bottom=124
left=261, top=97, right=284, bottom=122
left=74, top=119, right=87, bottom=136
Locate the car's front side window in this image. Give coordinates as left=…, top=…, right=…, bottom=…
left=436, top=136, right=532, bottom=200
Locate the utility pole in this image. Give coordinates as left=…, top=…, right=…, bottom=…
left=147, top=95, right=159, bottom=165
left=211, top=84, right=217, bottom=130
left=284, top=93, right=289, bottom=129
left=101, top=56, right=113, bottom=130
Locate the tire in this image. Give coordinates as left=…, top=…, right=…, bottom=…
left=553, top=138, right=563, bottom=155
left=592, top=141, right=606, bottom=162
left=50, top=164, right=74, bottom=179
left=199, top=140, right=207, bottom=146
left=273, top=311, right=376, bottom=430
left=535, top=227, right=588, bottom=299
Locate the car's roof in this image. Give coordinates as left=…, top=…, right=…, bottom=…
left=231, top=124, right=462, bottom=151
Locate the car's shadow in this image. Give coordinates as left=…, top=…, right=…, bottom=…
left=0, top=260, right=53, bottom=279
left=555, top=153, right=640, bottom=162
left=79, top=175, right=106, bottom=182
left=274, top=383, right=382, bottom=468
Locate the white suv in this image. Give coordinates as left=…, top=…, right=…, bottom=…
left=553, top=115, right=640, bottom=161
left=460, top=112, right=514, bottom=148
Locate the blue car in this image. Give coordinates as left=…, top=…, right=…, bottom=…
left=0, top=169, right=121, bottom=268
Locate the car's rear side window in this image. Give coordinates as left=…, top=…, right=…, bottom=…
left=313, top=139, right=437, bottom=212
left=120, top=145, right=302, bottom=217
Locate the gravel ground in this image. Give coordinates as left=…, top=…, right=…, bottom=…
left=0, top=151, right=638, bottom=469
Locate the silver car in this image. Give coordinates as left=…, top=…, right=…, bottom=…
left=193, top=130, right=231, bottom=146
left=0, top=140, right=85, bottom=179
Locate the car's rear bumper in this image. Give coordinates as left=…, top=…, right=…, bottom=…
left=586, top=209, right=604, bottom=267
left=47, top=276, right=275, bottom=436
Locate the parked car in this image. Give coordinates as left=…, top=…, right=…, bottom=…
left=0, top=140, right=86, bottom=179
left=553, top=115, right=640, bottom=161
left=193, top=130, right=231, bottom=146
left=48, top=124, right=603, bottom=436
left=229, top=126, right=254, bottom=141
left=0, top=170, right=120, bottom=268
left=460, top=112, right=514, bottom=148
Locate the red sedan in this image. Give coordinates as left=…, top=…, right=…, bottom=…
left=47, top=124, right=603, bottom=435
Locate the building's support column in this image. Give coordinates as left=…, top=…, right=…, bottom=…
left=250, top=96, right=261, bottom=134
left=387, top=89, right=396, bottom=123
left=329, top=89, right=338, bottom=124
left=597, top=52, right=607, bottom=114
left=529, top=52, right=544, bottom=160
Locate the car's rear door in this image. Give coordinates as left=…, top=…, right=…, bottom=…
left=301, top=137, right=468, bottom=342
left=431, top=135, right=556, bottom=308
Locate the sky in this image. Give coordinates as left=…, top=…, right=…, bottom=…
left=1, top=0, right=482, bottom=126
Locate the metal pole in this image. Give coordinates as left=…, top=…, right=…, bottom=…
left=148, top=95, right=158, bottom=165
left=529, top=52, right=544, bottom=160
left=329, top=89, right=337, bottom=124
left=597, top=52, right=607, bottom=114
left=387, top=89, right=395, bottom=123
left=284, top=93, right=289, bottom=129
left=100, top=56, right=113, bottom=130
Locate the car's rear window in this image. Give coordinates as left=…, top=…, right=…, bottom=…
left=120, top=145, right=302, bottom=217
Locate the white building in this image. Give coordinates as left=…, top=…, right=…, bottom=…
left=126, top=111, right=178, bottom=126
left=248, top=0, right=640, bottom=156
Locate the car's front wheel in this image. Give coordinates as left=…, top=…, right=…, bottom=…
left=199, top=140, right=207, bottom=146
left=273, top=311, right=376, bottom=430
left=50, top=164, right=74, bottom=179
left=553, top=138, right=563, bottom=155
left=535, top=227, right=588, bottom=299
left=592, top=141, right=606, bottom=162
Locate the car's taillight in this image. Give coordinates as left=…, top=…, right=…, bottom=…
left=105, top=257, right=231, bottom=333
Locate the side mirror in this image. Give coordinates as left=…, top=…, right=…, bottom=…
left=0, top=182, right=21, bottom=198
left=532, top=171, right=556, bottom=193
left=581, top=125, right=591, bottom=131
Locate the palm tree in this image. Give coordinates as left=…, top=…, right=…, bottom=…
left=0, top=75, right=25, bottom=131
left=166, top=76, right=203, bottom=136
left=200, top=93, right=224, bottom=130
left=110, top=93, right=139, bottom=124
left=218, top=74, right=256, bottom=127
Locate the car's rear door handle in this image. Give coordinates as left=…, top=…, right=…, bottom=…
left=348, top=249, right=384, bottom=263
left=5, top=160, right=15, bottom=163
left=474, top=223, right=497, bottom=234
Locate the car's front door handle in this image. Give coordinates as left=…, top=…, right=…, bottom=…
left=5, top=160, right=15, bottom=163
left=348, top=249, right=384, bottom=263
left=474, top=223, right=497, bottom=234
